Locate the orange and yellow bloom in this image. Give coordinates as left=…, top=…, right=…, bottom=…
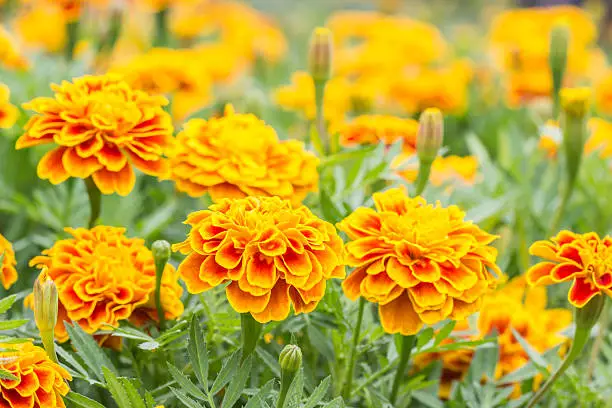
left=28, top=226, right=183, bottom=342
left=335, top=114, right=418, bottom=149
left=397, top=155, right=479, bottom=188
left=527, top=230, right=612, bottom=307
left=168, top=105, right=318, bottom=206
left=0, top=84, right=19, bottom=129
left=0, top=341, right=72, bottom=408
left=0, top=26, right=28, bottom=70
left=173, top=196, right=345, bottom=323
left=15, top=75, right=174, bottom=196
left=339, top=188, right=500, bottom=335
left=0, top=233, right=18, bottom=290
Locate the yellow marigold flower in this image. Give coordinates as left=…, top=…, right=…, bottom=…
left=594, top=69, right=612, bottom=115
left=334, top=115, right=418, bottom=150
left=396, top=155, right=478, bottom=188
left=339, top=188, right=500, bottom=335
left=168, top=105, right=319, bottom=206
left=0, top=233, right=18, bottom=290
left=14, top=7, right=67, bottom=53
left=0, top=341, right=72, bottom=408
left=527, top=230, right=612, bottom=308
left=0, top=26, right=28, bottom=70
left=274, top=71, right=352, bottom=123
left=27, top=226, right=184, bottom=342
left=110, top=48, right=213, bottom=122
left=415, top=278, right=571, bottom=398
left=15, top=74, right=173, bottom=196
left=22, top=0, right=82, bottom=21
left=0, top=84, right=19, bottom=129
left=538, top=118, right=612, bottom=159
left=173, top=196, right=345, bottom=323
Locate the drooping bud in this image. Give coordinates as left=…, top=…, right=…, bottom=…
left=308, top=27, right=333, bottom=83
left=279, top=344, right=302, bottom=373
left=34, top=269, right=58, bottom=335
left=416, top=108, right=444, bottom=162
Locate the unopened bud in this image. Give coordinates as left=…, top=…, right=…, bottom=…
left=549, top=22, right=569, bottom=86
left=560, top=87, right=591, bottom=118
left=416, top=108, right=444, bottom=162
left=308, top=28, right=333, bottom=83
left=279, top=344, right=302, bottom=373
left=33, top=269, right=58, bottom=334
left=152, top=240, right=171, bottom=269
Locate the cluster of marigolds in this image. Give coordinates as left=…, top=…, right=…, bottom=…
left=0, top=1, right=611, bottom=407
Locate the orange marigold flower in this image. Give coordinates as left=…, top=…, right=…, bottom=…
left=396, top=155, right=479, bottom=188
left=0, top=341, right=72, bottom=408
left=168, top=105, right=319, bottom=206
left=338, top=188, right=500, bottom=335
left=0, top=233, right=18, bottom=290
left=173, top=196, right=345, bottom=323
left=415, top=278, right=571, bottom=398
left=0, top=84, right=19, bottom=129
left=0, top=26, right=29, bottom=70
left=334, top=114, right=418, bottom=150
left=15, top=75, right=174, bottom=196
left=27, top=226, right=184, bottom=342
left=527, top=230, right=612, bottom=308
left=14, top=7, right=67, bottom=53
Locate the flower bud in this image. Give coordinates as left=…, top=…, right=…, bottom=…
left=416, top=108, right=444, bottom=162
left=549, top=22, right=569, bottom=91
left=152, top=240, right=171, bottom=269
left=33, top=269, right=58, bottom=334
left=308, top=27, right=333, bottom=83
left=560, top=87, right=591, bottom=119
left=279, top=344, right=302, bottom=373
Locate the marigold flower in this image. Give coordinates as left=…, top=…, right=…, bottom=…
left=0, top=26, right=29, bottom=70
left=173, top=196, right=345, bottom=323
left=335, top=114, right=418, bottom=150
left=14, top=7, right=67, bottom=53
left=527, top=230, right=612, bottom=308
left=415, top=278, right=571, bottom=398
left=168, top=105, right=319, bottom=206
left=0, top=233, right=18, bottom=290
left=0, top=341, right=72, bottom=408
left=15, top=75, right=173, bottom=196
left=0, top=84, right=19, bottom=129
left=27, top=226, right=184, bottom=342
left=396, top=155, right=478, bottom=188
left=339, top=188, right=500, bottom=335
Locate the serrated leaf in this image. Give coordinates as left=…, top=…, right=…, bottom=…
left=434, top=321, right=457, bottom=346
left=210, top=350, right=240, bottom=395
left=167, top=363, right=207, bottom=400
left=102, top=367, right=132, bottom=408
left=144, top=392, right=156, bottom=408
left=56, top=346, right=90, bottom=380
left=222, top=355, right=252, bottom=408
left=307, top=324, right=334, bottom=362
left=256, top=346, right=280, bottom=378
left=110, top=326, right=155, bottom=342
left=511, top=328, right=548, bottom=372
left=243, top=379, right=274, bottom=408
left=0, top=320, right=28, bottom=331
left=119, top=377, right=147, bottom=408
left=321, top=396, right=345, bottom=408
left=412, top=390, right=444, bottom=408
left=188, top=315, right=209, bottom=391
left=64, top=391, right=106, bottom=408
left=0, top=369, right=17, bottom=381
left=171, top=387, right=205, bottom=408
left=0, top=295, right=17, bottom=314
left=283, top=369, right=303, bottom=408
left=65, top=322, right=117, bottom=382
left=303, top=376, right=330, bottom=408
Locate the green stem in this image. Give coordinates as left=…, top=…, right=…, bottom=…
left=342, top=298, right=366, bottom=400
left=153, top=7, right=169, bottom=47
left=276, top=370, right=295, bottom=408
left=154, top=268, right=166, bottom=332
left=548, top=184, right=572, bottom=237
left=65, top=20, right=79, bottom=62
left=240, top=313, right=262, bottom=363
left=352, top=359, right=398, bottom=397
left=414, top=159, right=433, bottom=196
left=314, top=80, right=328, bottom=155
left=587, top=301, right=609, bottom=379
left=84, top=178, right=101, bottom=228
left=41, top=330, right=58, bottom=363
left=390, top=335, right=416, bottom=405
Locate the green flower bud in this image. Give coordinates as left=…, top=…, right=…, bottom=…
left=34, top=269, right=58, bottom=334
left=416, top=108, right=444, bottom=162
left=152, top=240, right=171, bottom=267
left=279, top=344, right=302, bottom=373
left=549, top=22, right=570, bottom=91
left=308, top=27, right=333, bottom=83
left=575, top=293, right=606, bottom=332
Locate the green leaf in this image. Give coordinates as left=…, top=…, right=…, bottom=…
left=0, top=295, right=17, bottom=314
left=102, top=367, right=133, bottom=408
left=170, top=387, right=205, bottom=408
left=65, top=322, right=117, bottom=382
left=110, top=326, right=155, bottom=343
left=137, top=341, right=160, bottom=351
left=56, top=346, right=91, bottom=380
left=412, top=390, right=444, bottom=408
left=210, top=350, right=240, bottom=396
left=256, top=346, right=281, bottom=378
left=467, top=341, right=499, bottom=384
left=64, top=392, right=106, bottom=408
left=0, top=320, right=28, bottom=331
left=167, top=363, right=207, bottom=400
left=119, top=377, right=147, bottom=408
left=307, top=324, right=334, bottom=362
left=243, top=379, right=274, bottom=408
left=188, top=315, right=209, bottom=391
left=0, top=369, right=18, bottom=381
left=416, top=327, right=435, bottom=350
left=303, top=376, right=330, bottom=408
left=319, top=188, right=344, bottom=224
left=434, top=321, right=456, bottom=346
left=321, top=396, right=345, bottom=408
left=511, top=328, right=549, bottom=372
left=222, top=355, right=252, bottom=408
left=283, top=369, right=303, bottom=408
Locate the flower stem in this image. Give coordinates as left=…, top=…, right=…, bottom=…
left=152, top=241, right=171, bottom=332
left=65, top=20, right=79, bottom=62
left=240, top=313, right=262, bottom=363
left=313, top=80, right=328, bottom=155
left=587, top=301, right=609, bottom=379
left=342, top=298, right=366, bottom=400
left=414, top=159, right=433, bottom=196
left=276, top=370, right=294, bottom=408
left=84, top=178, right=101, bottom=228
left=41, top=330, right=58, bottom=363
left=153, top=7, right=169, bottom=47
left=390, top=334, right=416, bottom=405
